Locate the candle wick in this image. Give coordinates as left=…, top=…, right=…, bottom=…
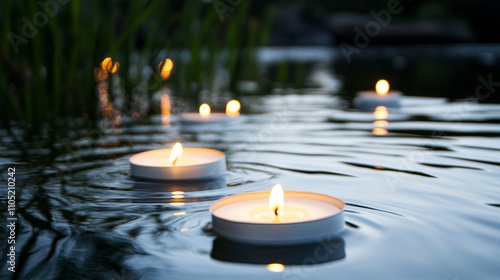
left=172, top=158, right=178, bottom=166
left=274, top=207, right=278, bottom=217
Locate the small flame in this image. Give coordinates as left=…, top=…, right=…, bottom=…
left=226, top=100, right=241, bottom=116
left=269, top=184, right=284, bottom=217
left=373, top=106, right=388, bottom=120
left=267, top=263, right=285, bottom=273
left=169, top=142, right=183, bottom=166
left=160, top=59, right=174, bottom=80
left=199, top=103, right=211, bottom=117
left=375, top=79, right=389, bottom=96
left=161, top=94, right=171, bottom=116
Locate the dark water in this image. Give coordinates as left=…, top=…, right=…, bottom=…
left=2, top=48, right=500, bottom=280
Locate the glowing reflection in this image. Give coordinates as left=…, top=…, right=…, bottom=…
left=372, top=106, right=389, bottom=135
left=269, top=184, right=284, bottom=217
left=226, top=100, right=241, bottom=116
left=161, top=93, right=171, bottom=125
left=94, top=68, right=108, bottom=81
left=180, top=228, right=188, bottom=232
left=267, top=263, right=285, bottom=273
left=199, top=103, right=211, bottom=117
left=174, top=212, right=186, bottom=216
left=372, top=128, right=388, bottom=135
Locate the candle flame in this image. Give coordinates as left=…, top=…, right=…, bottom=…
left=267, top=263, right=285, bottom=273
left=269, top=184, right=284, bottom=217
left=373, top=106, right=388, bottom=120
left=373, top=120, right=388, bottom=127
left=100, top=57, right=119, bottom=73
left=169, top=142, right=183, bottom=166
left=226, top=100, right=241, bottom=116
left=199, top=103, right=211, bottom=117
left=159, top=58, right=173, bottom=80
left=375, top=79, right=389, bottom=96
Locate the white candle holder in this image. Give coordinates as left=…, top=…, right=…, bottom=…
left=129, top=148, right=226, bottom=181
left=210, top=190, right=345, bottom=245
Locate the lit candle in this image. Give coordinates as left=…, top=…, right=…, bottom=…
left=179, top=100, right=240, bottom=125
left=210, top=184, right=345, bottom=245
left=129, top=142, right=226, bottom=181
left=354, top=79, right=402, bottom=110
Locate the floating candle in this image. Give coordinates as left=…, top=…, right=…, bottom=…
left=129, top=142, right=226, bottom=181
left=210, top=184, right=345, bottom=245
left=354, top=79, right=402, bottom=110
left=179, top=101, right=240, bottom=125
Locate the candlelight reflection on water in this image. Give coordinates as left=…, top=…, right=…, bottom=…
left=267, top=263, right=285, bottom=273
left=226, top=100, right=241, bottom=116
left=3, top=88, right=500, bottom=280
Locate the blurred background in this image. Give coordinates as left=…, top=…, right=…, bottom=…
left=2, top=2, right=500, bottom=279
left=1, top=0, right=500, bottom=127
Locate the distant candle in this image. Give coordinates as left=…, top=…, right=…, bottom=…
left=354, top=79, right=402, bottom=110
left=210, top=184, right=345, bottom=245
left=129, top=142, right=226, bottom=181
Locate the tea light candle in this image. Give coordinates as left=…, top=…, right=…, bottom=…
left=129, top=142, right=226, bottom=181
left=180, top=100, right=240, bottom=125
left=210, top=184, right=345, bottom=245
left=354, top=79, right=402, bottom=110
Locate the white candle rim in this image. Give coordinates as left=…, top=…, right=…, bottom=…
left=210, top=190, right=345, bottom=225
